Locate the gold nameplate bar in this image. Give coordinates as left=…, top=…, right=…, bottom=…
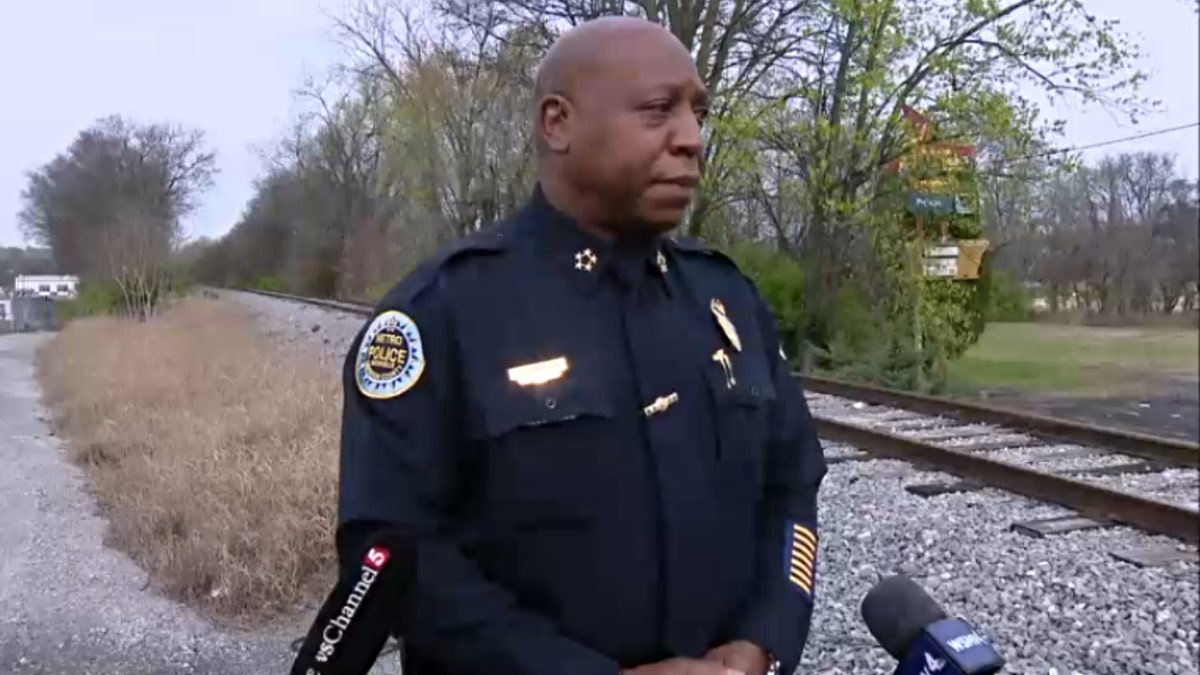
left=507, top=357, right=569, bottom=386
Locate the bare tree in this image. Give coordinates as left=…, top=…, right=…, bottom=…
left=1004, top=152, right=1198, bottom=320
left=18, top=116, right=216, bottom=284
left=102, top=204, right=177, bottom=320
left=197, top=0, right=542, bottom=298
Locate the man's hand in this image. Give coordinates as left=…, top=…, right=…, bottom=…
left=704, top=641, right=770, bottom=675
left=621, top=656, right=745, bottom=675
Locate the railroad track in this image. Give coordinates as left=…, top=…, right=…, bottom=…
left=807, top=391, right=1199, bottom=555
left=229, top=288, right=1200, bottom=555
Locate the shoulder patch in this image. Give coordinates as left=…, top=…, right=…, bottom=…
left=355, top=310, right=426, bottom=400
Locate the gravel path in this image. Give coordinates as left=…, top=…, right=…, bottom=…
left=0, top=330, right=403, bottom=674
left=224, top=289, right=1200, bottom=675
left=0, top=332, right=293, bottom=673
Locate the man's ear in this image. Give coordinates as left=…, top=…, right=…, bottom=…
left=539, top=94, right=573, bottom=153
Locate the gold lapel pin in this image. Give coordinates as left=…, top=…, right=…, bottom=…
left=712, top=348, right=736, bottom=389
left=710, top=298, right=742, bottom=352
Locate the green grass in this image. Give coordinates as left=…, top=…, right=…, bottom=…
left=947, top=321, right=1200, bottom=396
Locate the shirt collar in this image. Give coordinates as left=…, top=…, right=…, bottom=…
left=523, top=183, right=672, bottom=295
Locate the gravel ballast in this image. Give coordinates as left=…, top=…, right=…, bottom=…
left=225, top=290, right=1200, bottom=675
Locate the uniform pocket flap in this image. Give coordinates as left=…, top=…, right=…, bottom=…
left=473, top=379, right=613, bottom=439
left=728, top=381, right=777, bottom=407
left=706, top=364, right=778, bottom=409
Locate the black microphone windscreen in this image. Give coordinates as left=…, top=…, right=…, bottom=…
left=861, top=574, right=949, bottom=660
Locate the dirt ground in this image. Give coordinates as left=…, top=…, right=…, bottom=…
left=971, top=374, right=1200, bottom=443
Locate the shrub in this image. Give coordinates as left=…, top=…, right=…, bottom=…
left=36, top=299, right=340, bottom=620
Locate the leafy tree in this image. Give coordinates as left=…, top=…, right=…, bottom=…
left=189, top=0, right=1155, bottom=390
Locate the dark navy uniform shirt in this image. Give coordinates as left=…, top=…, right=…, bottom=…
left=337, top=185, right=828, bottom=675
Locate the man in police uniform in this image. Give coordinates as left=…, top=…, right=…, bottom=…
left=337, top=15, right=827, bottom=675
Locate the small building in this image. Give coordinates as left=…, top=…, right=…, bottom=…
left=14, top=274, right=78, bottom=299
left=8, top=296, right=58, bottom=332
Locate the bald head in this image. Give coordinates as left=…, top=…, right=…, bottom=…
left=532, top=16, right=707, bottom=234
left=534, top=17, right=686, bottom=102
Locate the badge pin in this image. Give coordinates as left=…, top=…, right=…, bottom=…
left=507, top=357, right=569, bottom=387
left=710, top=298, right=742, bottom=352
left=655, top=250, right=668, bottom=275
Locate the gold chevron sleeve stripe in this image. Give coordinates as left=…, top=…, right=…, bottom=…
left=786, top=523, right=818, bottom=595
left=792, top=537, right=815, bottom=559
left=790, top=561, right=812, bottom=580
left=791, top=545, right=814, bottom=562
left=788, top=571, right=812, bottom=593
left=792, top=527, right=816, bottom=546
left=792, top=525, right=817, bottom=547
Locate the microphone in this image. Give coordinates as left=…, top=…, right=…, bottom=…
left=861, top=574, right=1005, bottom=675
left=290, top=531, right=415, bottom=675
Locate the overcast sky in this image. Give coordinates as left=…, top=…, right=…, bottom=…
left=1, top=0, right=1196, bottom=248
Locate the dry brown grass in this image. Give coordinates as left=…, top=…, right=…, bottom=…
left=36, top=297, right=341, bottom=623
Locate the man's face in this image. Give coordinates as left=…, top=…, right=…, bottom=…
left=566, top=36, right=708, bottom=233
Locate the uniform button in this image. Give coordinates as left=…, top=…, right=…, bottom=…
left=750, top=386, right=760, bottom=396
left=545, top=397, right=557, bottom=409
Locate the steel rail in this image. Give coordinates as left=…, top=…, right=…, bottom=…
left=817, top=418, right=1199, bottom=544
left=234, top=287, right=374, bottom=316
left=797, top=374, right=1200, bottom=469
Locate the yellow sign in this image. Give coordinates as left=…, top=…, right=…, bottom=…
left=956, top=239, right=989, bottom=279
left=921, top=239, right=990, bottom=280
